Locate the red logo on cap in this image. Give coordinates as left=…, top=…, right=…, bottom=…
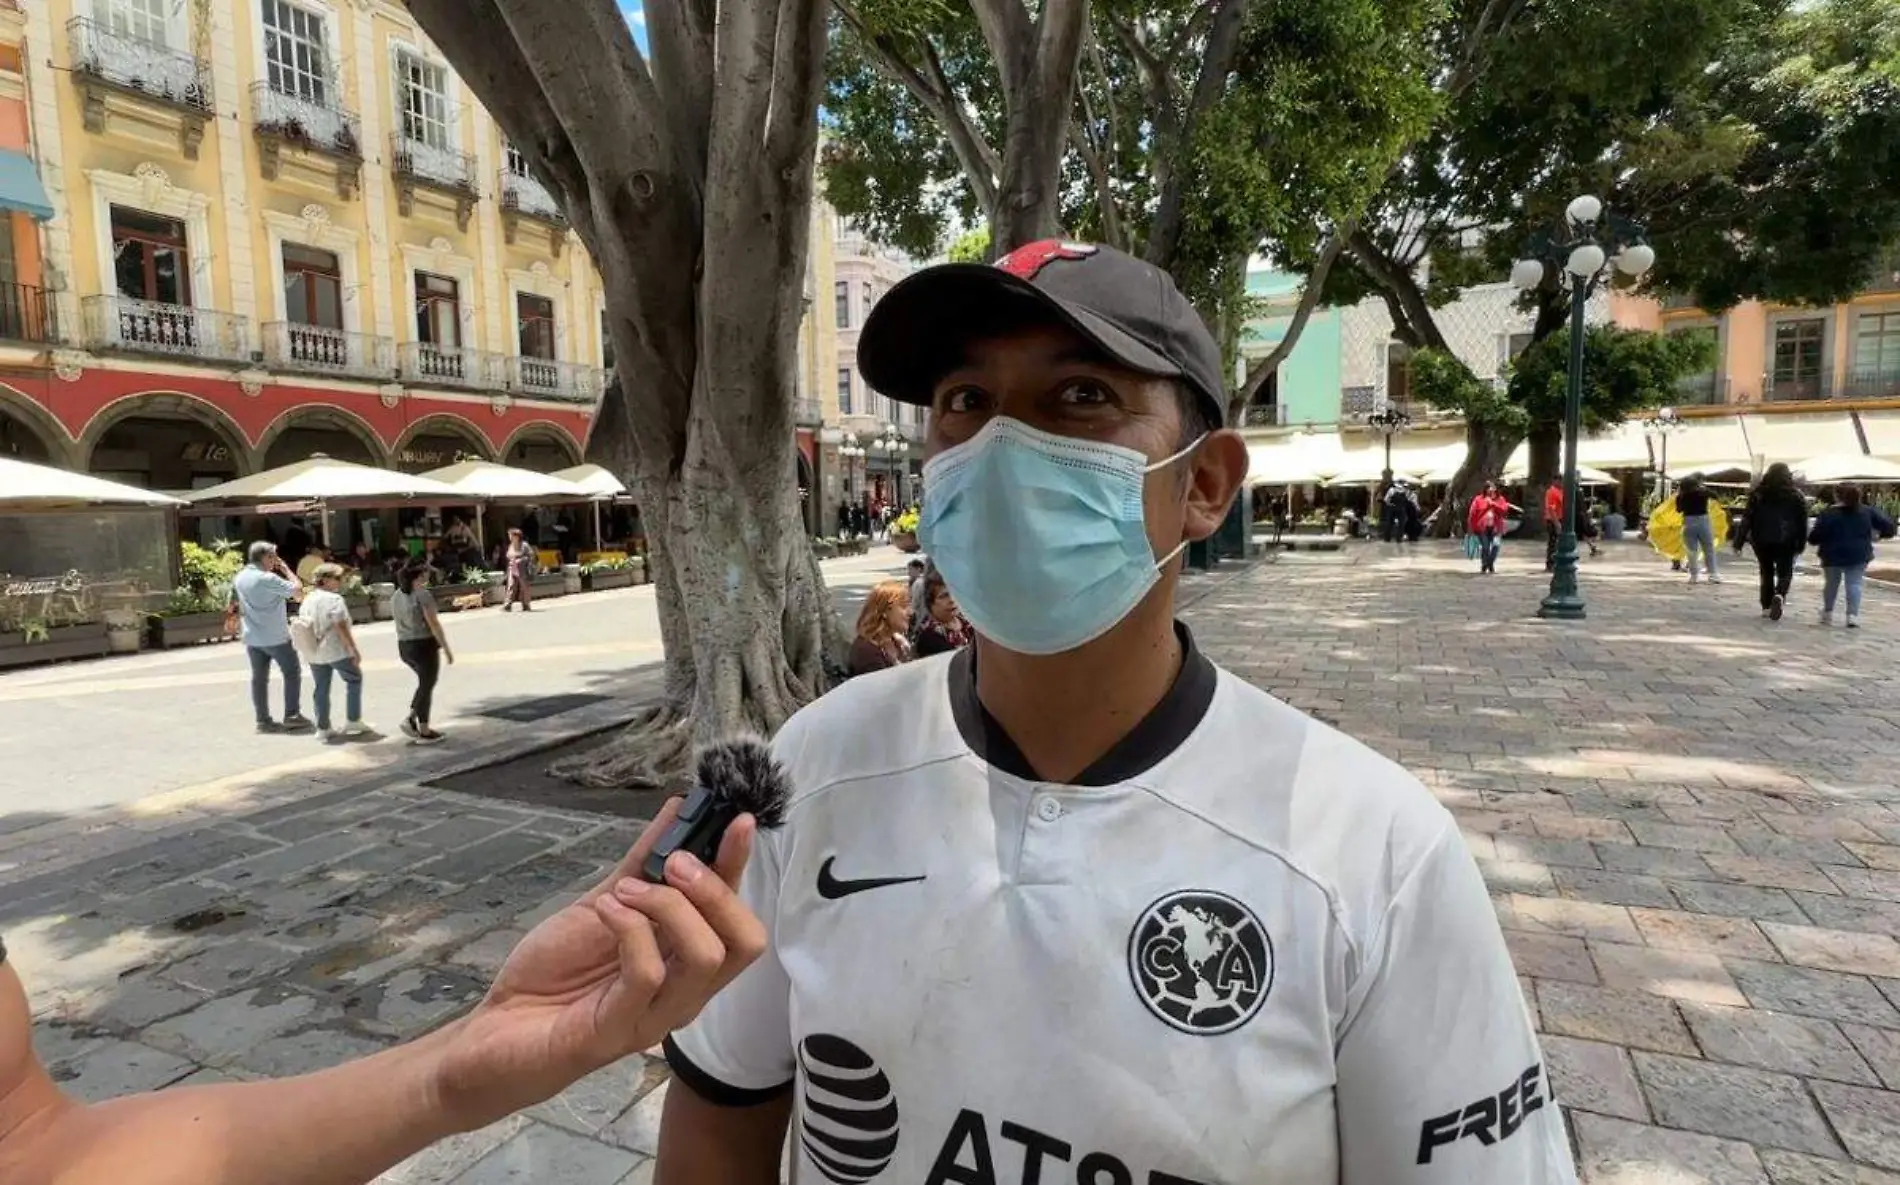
left=995, top=239, right=1098, bottom=280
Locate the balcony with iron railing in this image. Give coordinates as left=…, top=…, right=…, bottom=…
left=1341, top=386, right=1377, bottom=417
left=1763, top=371, right=1836, bottom=403
left=1841, top=367, right=1900, bottom=401
left=1672, top=373, right=1730, bottom=407
left=390, top=127, right=478, bottom=195
left=67, top=17, right=212, bottom=117
left=1242, top=403, right=1288, bottom=427
left=82, top=295, right=249, bottom=363
left=261, top=322, right=392, bottom=380
left=251, top=83, right=362, bottom=198
left=500, top=168, right=563, bottom=224
left=506, top=355, right=604, bottom=403
left=399, top=340, right=503, bottom=389
left=0, top=283, right=59, bottom=344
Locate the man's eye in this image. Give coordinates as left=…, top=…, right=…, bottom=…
left=940, top=386, right=989, bottom=413
left=1056, top=379, right=1114, bottom=406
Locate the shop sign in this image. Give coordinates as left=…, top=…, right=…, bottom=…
left=181, top=442, right=233, bottom=462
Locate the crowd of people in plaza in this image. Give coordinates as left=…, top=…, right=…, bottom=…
left=229, top=539, right=457, bottom=743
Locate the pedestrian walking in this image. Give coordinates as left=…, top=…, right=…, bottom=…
left=502, top=526, right=536, bottom=612
left=1809, top=482, right=1897, bottom=628
left=659, top=239, right=1572, bottom=1183
left=1734, top=462, right=1809, bottom=622
left=297, top=563, right=371, bottom=742
left=1378, top=480, right=1406, bottom=543
left=392, top=559, right=453, bottom=743
left=905, top=556, right=929, bottom=634
left=1676, top=474, right=1722, bottom=583
left=229, top=541, right=312, bottom=734
left=1467, top=480, right=1512, bottom=574
left=1543, top=478, right=1564, bottom=570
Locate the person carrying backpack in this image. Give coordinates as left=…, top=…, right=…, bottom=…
left=1808, top=482, right=1898, bottom=628
left=1734, top=462, right=1809, bottom=622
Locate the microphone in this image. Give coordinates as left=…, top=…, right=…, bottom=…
left=640, top=737, right=792, bottom=884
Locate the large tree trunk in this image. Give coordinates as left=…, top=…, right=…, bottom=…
left=412, top=0, right=842, bottom=789
left=1519, top=288, right=1574, bottom=537
left=973, top=0, right=1089, bottom=250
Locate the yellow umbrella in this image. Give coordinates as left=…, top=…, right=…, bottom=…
left=1647, top=499, right=1730, bottom=563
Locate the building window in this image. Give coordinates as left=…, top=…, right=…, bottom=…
left=517, top=292, right=556, bottom=360
left=283, top=243, right=341, bottom=328
left=1385, top=340, right=1413, bottom=402
left=1855, top=312, right=1900, bottom=379
left=1668, top=324, right=1720, bottom=402
left=415, top=271, right=460, bottom=348
left=262, top=0, right=328, bottom=104
left=834, top=281, right=850, bottom=329
left=1506, top=332, right=1534, bottom=360
left=1772, top=318, right=1826, bottom=396
left=395, top=49, right=450, bottom=149
left=599, top=309, right=614, bottom=371
left=863, top=282, right=875, bottom=316
left=112, top=206, right=191, bottom=305
left=101, top=0, right=169, bottom=47
left=837, top=367, right=853, bottom=415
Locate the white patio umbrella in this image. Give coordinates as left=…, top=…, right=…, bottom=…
left=0, top=456, right=187, bottom=512
left=548, top=463, right=629, bottom=548
left=1502, top=462, right=1620, bottom=486
left=420, top=460, right=593, bottom=504
left=1792, top=453, right=1900, bottom=484
left=187, top=455, right=467, bottom=547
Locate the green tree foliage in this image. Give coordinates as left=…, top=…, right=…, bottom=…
left=1506, top=326, right=1718, bottom=432
left=946, top=224, right=991, bottom=263
left=1409, top=351, right=1523, bottom=431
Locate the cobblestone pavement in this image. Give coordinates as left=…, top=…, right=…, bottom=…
left=7, top=539, right=1900, bottom=1183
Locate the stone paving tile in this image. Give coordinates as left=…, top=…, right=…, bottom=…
left=378, top=1115, right=531, bottom=1185
left=49, top=1038, right=197, bottom=1102
left=1672, top=880, right=1813, bottom=925
left=1542, top=1034, right=1648, bottom=1121
left=602, top=1079, right=667, bottom=1157
left=1535, top=979, right=1698, bottom=1055
left=1829, top=868, right=1900, bottom=905
left=528, top=1056, right=663, bottom=1139
left=1726, top=960, right=1900, bottom=1029
left=1813, top=1082, right=1900, bottom=1171
left=1495, top=834, right=1604, bottom=869
left=1678, top=1001, right=1878, bottom=1084
left=1766, top=924, right=1900, bottom=978
left=1503, top=894, right=1643, bottom=944
left=1555, top=868, right=1679, bottom=909
left=1504, top=930, right=1599, bottom=984
left=1589, top=941, right=1747, bottom=1006
left=1632, top=1050, right=1845, bottom=1157
left=1573, top=1111, right=1770, bottom=1184
left=1795, top=895, right=1900, bottom=940
left=1596, top=843, right=1718, bottom=879
left=1630, top=821, right=1746, bottom=855
left=1847, top=845, right=1900, bottom=873
left=451, top=1121, right=640, bottom=1185
left=1631, top=907, right=1782, bottom=960
left=1759, top=1149, right=1900, bottom=1184
left=1703, top=855, right=1844, bottom=895
left=1476, top=858, right=1557, bottom=895
left=1844, top=1025, right=1900, bottom=1091
left=1536, top=815, right=1637, bottom=843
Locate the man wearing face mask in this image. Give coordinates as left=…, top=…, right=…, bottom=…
left=656, top=241, right=1575, bottom=1185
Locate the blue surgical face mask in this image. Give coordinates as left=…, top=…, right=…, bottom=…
left=918, top=417, right=1204, bottom=655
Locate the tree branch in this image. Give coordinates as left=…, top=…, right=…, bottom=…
left=968, top=0, right=1031, bottom=95
left=766, top=0, right=828, bottom=173
left=833, top=2, right=1002, bottom=217
left=1233, top=228, right=1351, bottom=422
left=1146, top=0, right=1250, bottom=273
left=644, top=0, right=714, bottom=189
left=1069, top=116, right=1125, bottom=251
left=1349, top=224, right=1449, bottom=350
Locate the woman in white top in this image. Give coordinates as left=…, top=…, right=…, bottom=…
left=298, top=563, right=371, bottom=742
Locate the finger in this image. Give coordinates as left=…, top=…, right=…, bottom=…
left=615, top=879, right=731, bottom=1019
left=590, top=894, right=666, bottom=1048
left=710, top=813, right=757, bottom=892
left=664, top=849, right=767, bottom=981
left=587, top=796, right=684, bottom=900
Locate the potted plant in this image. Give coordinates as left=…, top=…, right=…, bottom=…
left=889, top=508, right=921, bottom=553
left=812, top=536, right=839, bottom=560
left=146, top=586, right=231, bottom=649
left=561, top=562, right=584, bottom=595
left=0, top=575, right=112, bottom=668
left=104, top=606, right=145, bottom=654
left=341, top=572, right=373, bottom=624
left=530, top=564, right=568, bottom=599
left=582, top=555, right=634, bottom=591
left=368, top=581, right=397, bottom=620
left=628, top=553, right=647, bottom=585
left=482, top=569, right=508, bottom=606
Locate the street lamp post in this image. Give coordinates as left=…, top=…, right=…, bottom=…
left=1641, top=406, right=1684, bottom=493
left=1366, top=407, right=1413, bottom=482
left=1512, top=194, right=1656, bottom=621
left=840, top=431, right=865, bottom=506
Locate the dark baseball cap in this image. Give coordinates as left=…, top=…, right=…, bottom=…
left=856, top=239, right=1227, bottom=426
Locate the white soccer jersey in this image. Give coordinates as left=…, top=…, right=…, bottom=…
left=667, top=627, right=1576, bottom=1185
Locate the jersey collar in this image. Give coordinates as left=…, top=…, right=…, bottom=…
left=947, top=621, right=1217, bottom=787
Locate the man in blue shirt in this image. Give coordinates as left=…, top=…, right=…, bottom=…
left=230, top=541, right=312, bottom=733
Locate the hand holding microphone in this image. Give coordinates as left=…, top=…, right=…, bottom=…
left=430, top=738, right=791, bottom=1129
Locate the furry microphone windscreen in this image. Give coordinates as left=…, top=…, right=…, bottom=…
left=694, top=737, right=792, bottom=829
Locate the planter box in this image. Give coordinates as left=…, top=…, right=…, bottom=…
left=346, top=600, right=373, bottom=624
left=890, top=530, right=920, bottom=553
left=530, top=574, right=567, bottom=599
left=432, top=582, right=482, bottom=610
left=0, top=621, right=112, bottom=669
left=147, top=611, right=230, bottom=649
left=629, top=559, right=647, bottom=585
left=583, top=569, right=633, bottom=591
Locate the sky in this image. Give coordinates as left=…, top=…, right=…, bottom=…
left=621, top=2, right=648, bottom=53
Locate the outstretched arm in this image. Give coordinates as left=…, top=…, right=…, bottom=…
left=0, top=801, right=765, bottom=1185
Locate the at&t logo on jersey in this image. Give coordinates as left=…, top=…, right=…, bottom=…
left=799, top=1034, right=899, bottom=1184
left=1126, top=890, right=1273, bottom=1035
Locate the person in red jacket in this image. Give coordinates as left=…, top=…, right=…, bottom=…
left=1543, top=479, right=1565, bottom=571
left=1467, top=480, right=1514, bottom=574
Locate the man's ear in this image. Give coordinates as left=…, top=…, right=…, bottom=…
left=1182, top=430, right=1250, bottom=542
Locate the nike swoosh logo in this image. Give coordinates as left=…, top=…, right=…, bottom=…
left=816, top=856, right=927, bottom=900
